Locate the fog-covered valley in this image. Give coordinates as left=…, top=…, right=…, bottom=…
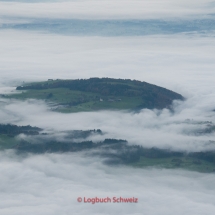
left=0, top=0, right=215, bottom=214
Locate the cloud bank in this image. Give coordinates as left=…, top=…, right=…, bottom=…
left=0, top=0, right=215, bottom=214
left=1, top=0, right=215, bottom=20
left=0, top=151, right=215, bottom=215
left=0, top=30, right=215, bottom=153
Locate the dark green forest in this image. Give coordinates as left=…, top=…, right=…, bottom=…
left=0, top=124, right=42, bottom=136
left=0, top=123, right=215, bottom=173
left=6, top=78, right=184, bottom=112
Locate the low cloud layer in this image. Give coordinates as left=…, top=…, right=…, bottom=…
left=1, top=0, right=215, bottom=20
left=0, top=151, right=215, bottom=215
left=0, top=31, right=215, bottom=153
left=1, top=97, right=215, bottom=152
left=0, top=1, right=215, bottom=214
left=0, top=30, right=215, bottom=95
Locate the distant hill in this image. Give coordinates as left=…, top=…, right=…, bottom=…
left=6, top=130, right=215, bottom=173
left=0, top=123, right=215, bottom=173
left=9, top=78, right=183, bottom=112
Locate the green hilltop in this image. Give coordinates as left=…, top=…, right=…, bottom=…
left=7, top=78, right=183, bottom=112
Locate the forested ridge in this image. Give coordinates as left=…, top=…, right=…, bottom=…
left=14, top=78, right=184, bottom=110
left=0, top=123, right=215, bottom=172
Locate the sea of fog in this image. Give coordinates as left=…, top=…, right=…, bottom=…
left=0, top=0, right=215, bottom=214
